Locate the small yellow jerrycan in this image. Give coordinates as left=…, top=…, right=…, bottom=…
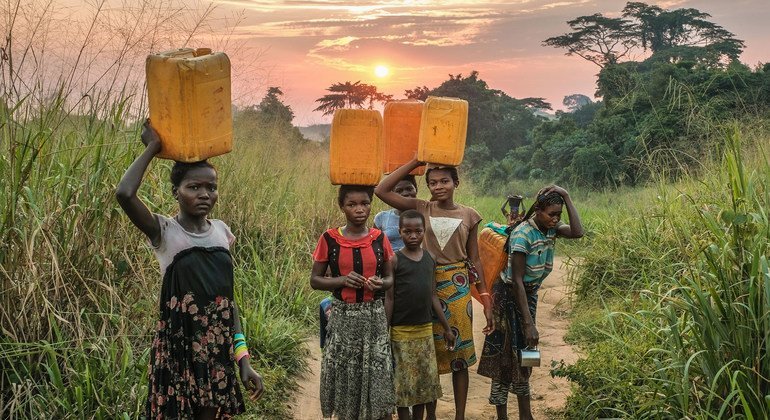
left=417, top=96, right=468, bottom=166
left=146, top=48, right=232, bottom=162
left=329, top=109, right=383, bottom=186
left=383, top=100, right=426, bottom=176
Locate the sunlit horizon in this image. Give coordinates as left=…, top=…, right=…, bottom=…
left=203, top=0, right=770, bottom=126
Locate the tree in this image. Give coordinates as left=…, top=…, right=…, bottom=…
left=622, top=2, right=744, bottom=66
left=563, top=94, right=593, bottom=111
left=544, top=2, right=744, bottom=68
left=428, top=71, right=551, bottom=157
left=258, top=87, right=294, bottom=123
left=313, top=81, right=392, bottom=116
left=234, top=86, right=306, bottom=143
left=543, top=13, right=638, bottom=68
left=404, top=86, right=430, bottom=100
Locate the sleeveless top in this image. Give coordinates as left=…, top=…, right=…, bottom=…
left=391, top=250, right=435, bottom=326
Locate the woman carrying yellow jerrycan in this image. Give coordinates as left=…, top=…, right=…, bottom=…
left=478, top=185, right=583, bottom=420
left=376, top=159, right=495, bottom=420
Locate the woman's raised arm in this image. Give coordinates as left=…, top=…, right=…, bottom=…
left=115, top=120, right=162, bottom=245
left=374, top=159, right=425, bottom=211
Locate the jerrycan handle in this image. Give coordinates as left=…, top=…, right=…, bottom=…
left=194, top=48, right=212, bottom=57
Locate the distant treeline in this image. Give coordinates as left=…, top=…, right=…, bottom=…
left=404, top=2, right=770, bottom=192
left=236, top=3, right=770, bottom=193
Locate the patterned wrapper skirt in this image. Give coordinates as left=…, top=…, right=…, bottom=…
left=391, top=323, right=443, bottom=407
left=146, top=247, right=244, bottom=419
left=477, top=278, right=540, bottom=385
left=321, top=298, right=395, bottom=420
left=433, top=263, right=476, bottom=374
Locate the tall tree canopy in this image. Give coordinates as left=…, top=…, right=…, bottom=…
left=543, top=13, right=638, bottom=67
left=258, top=87, right=294, bottom=123
left=544, top=2, right=744, bottom=68
left=314, top=81, right=392, bottom=116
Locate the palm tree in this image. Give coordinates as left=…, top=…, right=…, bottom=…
left=314, top=81, right=392, bottom=116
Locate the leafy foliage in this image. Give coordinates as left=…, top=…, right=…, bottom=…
left=558, top=130, right=770, bottom=418
left=467, top=2, right=769, bottom=190
left=543, top=13, right=639, bottom=67
left=236, top=87, right=306, bottom=144
left=314, top=81, right=393, bottom=116
left=544, top=1, right=745, bottom=68
left=408, top=71, right=550, bottom=193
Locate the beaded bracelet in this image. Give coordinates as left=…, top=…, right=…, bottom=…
left=234, top=333, right=250, bottom=363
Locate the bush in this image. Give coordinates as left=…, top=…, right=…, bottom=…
left=559, top=129, right=770, bottom=418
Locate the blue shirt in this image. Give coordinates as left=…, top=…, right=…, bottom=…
left=373, top=209, right=404, bottom=251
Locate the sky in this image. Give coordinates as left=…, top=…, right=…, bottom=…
left=208, top=0, right=770, bottom=125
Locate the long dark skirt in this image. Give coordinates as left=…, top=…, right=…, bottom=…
left=145, top=246, right=245, bottom=419
left=477, top=278, right=540, bottom=386
left=320, top=298, right=394, bottom=420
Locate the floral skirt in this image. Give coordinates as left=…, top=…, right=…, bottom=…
left=477, top=278, right=540, bottom=386
left=391, top=324, right=442, bottom=407
left=321, top=298, right=394, bottom=420
left=146, top=247, right=244, bottom=419
left=433, top=263, right=476, bottom=374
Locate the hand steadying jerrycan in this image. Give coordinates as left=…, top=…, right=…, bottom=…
left=329, top=109, right=383, bottom=186
left=146, top=48, right=232, bottom=162
left=383, top=100, right=426, bottom=176
left=417, top=96, right=468, bottom=166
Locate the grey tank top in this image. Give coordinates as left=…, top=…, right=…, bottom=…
left=391, top=250, right=435, bottom=326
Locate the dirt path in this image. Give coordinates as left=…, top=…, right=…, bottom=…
left=290, top=256, right=578, bottom=419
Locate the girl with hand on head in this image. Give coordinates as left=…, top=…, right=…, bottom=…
left=116, top=120, right=263, bottom=419
left=478, top=185, right=583, bottom=420
left=310, top=185, right=396, bottom=420
left=375, top=159, right=494, bottom=420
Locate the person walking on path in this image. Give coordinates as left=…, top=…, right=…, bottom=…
left=376, top=159, right=494, bottom=420
left=116, top=120, right=264, bottom=419
left=385, top=209, right=456, bottom=420
left=310, top=185, right=396, bottom=420
left=478, top=185, right=583, bottom=420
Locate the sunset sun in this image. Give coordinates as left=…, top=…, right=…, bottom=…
left=374, top=65, right=389, bottom=78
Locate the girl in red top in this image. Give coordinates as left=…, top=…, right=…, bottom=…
left=310, top=185, right=396, bottom=420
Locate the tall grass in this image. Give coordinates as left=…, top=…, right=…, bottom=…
left=1, top=1, right=338, bottom=417
left=556, top=128, right=770, bottom=418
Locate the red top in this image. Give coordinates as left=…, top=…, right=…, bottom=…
left=313, top=228, right=394, bottom=303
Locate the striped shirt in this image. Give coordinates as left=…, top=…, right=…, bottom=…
left=503, top=218, right=560, bottom=285
left=312, top=228, right=394, bottom=303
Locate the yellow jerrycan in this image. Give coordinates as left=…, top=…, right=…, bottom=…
left=383, top=100, right=426, bottom=176
left=329, top=109, right=383, bottom=186
left=146, top=48, right=232, bottom=162
left=473, top=223, right=509, bottom=303
left=417, top=96, right=468, bottom=166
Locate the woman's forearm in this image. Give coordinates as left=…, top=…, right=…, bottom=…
left=310, top=275, right=344, bottom=291
left=374, top=159, right=422, bottom=211
left=432, top=295, right=451, bottom=331
left=232, top=301, right=244, bottom=335
left=471, top=256, right=493, bottom=308
left=510, top=278, right=534, bottom=326
left=116, top=146, right=157, bottom=201
left=375, top=159, right=421, bottom=196
left=563, top=195, right=584, bottom=238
